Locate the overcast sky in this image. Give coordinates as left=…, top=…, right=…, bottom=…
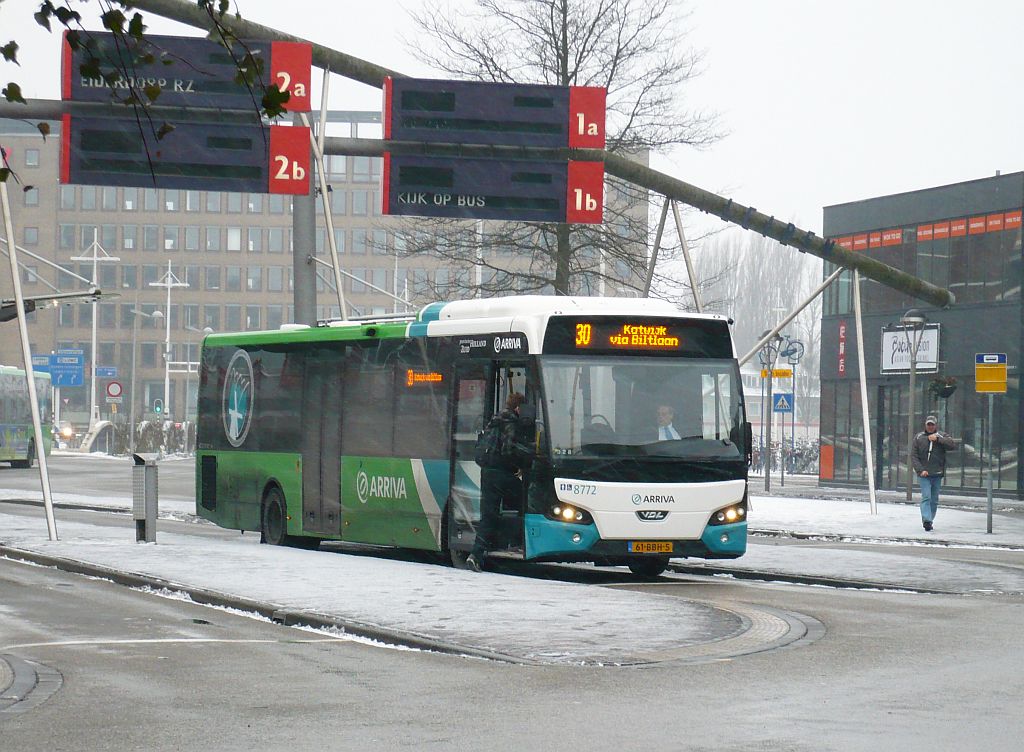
left=3, top=0, right=1022, bottom=239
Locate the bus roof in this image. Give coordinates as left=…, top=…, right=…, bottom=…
left=203, top=296, right=730, bottom=351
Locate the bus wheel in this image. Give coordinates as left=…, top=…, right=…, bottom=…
left=627, top=556, right=669, bottom=577
left=11, top=441, right=34, bottom=469
left=261, top=487, right=289, bottom=546
left=443, top=501, right=472, bottom=569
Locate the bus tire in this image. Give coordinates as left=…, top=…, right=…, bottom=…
left=11, top=441, right=34, bottom=469
left=627, top=556, right=669, bottom=577
left=261, top=486, right=290, bottom=546
left=443, top=500, right=471, bottom=569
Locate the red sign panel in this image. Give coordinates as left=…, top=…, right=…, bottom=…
left=565, top=161, right=605, bottom=224
left=968, top=216, right=987, bottom=235
left=837, top=320, right=847, bottom=377
left=933, top=221, right=950, bottom=239
left=950, top=218, right=967, bottom=237
left=986, top=213, right=1004, bottom=232
left=270, top=41, right=313, bottom=112
left=881, top=229, right=902, bottom=246
left=568, top=87, right=607, bottom=148
left=917, top=224, right=933, bottom=241
left=268, top=125, right=311, bottom=195
left=1005, top=210, right=1022, bottom=229
left=836, top=236, right=853, bottom=250
left=853, top=234, right=868, bottom=251
left=869, top=231, right=882, bottom=248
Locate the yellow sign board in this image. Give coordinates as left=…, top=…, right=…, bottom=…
left=975, top=361, right=1007, bottom=394
left=760, top=368, right=793, bottom=379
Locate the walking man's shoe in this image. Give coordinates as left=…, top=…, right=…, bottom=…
left=466, top=553, right=483, bottom=572
left=923, top=520, right=933, bottom=531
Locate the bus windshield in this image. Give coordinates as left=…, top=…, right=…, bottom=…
left=540, top=356, right=745, bottom=461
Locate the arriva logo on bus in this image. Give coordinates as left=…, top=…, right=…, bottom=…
left=222, top=350, right=254, bottom=447
left=356, top=469, right=408, bottom=504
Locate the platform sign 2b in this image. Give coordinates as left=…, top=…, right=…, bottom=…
left=975, top=353, right=1007, bottom=394
left=61, top=116, right=310, bottom=195
left=382, top=155, right=603, bottom=224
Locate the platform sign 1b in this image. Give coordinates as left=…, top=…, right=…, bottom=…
left=382, top=154, right=603, bottom=224
left=62, top=32, right=312, bottom=112
left=61, top=116, right=310, bottom=195
left=975, top=353, right=1007, bottom=394
left=383, top=77, right=606, bottom=149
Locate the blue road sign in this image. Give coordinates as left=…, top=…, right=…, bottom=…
left=96, top=366, right=118, bottom=378
left=773, top=392, right=794, bottom=413
left=31, top=355, right=50, bottom=374
left=975, top=353, right=1007, bottom=364
left=49, top=350, right=84, bottom=387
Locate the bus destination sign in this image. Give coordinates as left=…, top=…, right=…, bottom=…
left=543, top=317, right=734, bottom=358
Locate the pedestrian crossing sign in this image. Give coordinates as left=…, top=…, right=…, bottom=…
left=773, top=392, right=794, bottom=413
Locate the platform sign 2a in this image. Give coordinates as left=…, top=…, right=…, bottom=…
left=975, top=353, right=1007, bottom=394
left=61, top=116, right=310, bottom=195
left=63, top=32, right=312, bottom=112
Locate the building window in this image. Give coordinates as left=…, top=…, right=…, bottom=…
left=206, top=192, right=222, bottom=212
left=143, top=188, right=158, bottom=211
left=267, top=304, right=283, bottom=329
left=247, top=193, right=263, bottom=213
left=226, top=192, right=243, bottom=213
left=184, top=226, right=200, bottom=251
left=268, top=228, right=285, bottom=253
left=326, top=155, right=346, bottom=177
left=245, top=305, right=261, bottom=330
left=142, top=265, right=160, bottom=287
left=22, top=265, right=39, bottom=284
left=226, top=227, right=242, bottom=252
left=268, top=266, right=284, bottom=292
left=185, top=190, right=201, bottom=212
left=24, top=187, right=39, bottom=207
left=122, top=187, right=137, bottom=211
left=246, top=266, right=262, bottom=291
left=164, top=226, right=180, bottom=251
left=247, top=228, right=263, bottom=252
left=23, top=226, right=38, bottom=246
left=372, top=229, right=388, bottom=255
left=183, top=303, right=199, bottom=329
left=204, top=266, right=221, bottom=290
left=164, top=189, right=180, bottom=211
left=121, top=265, right=137, bottom=289
left=225, top=266, right=242, bottom=292
left=203, top=305, right=220, bottom=330
left=80, top=186, right=97, bottom=210
left=122, top=224, right=137, bottom=250
left=99, top=304, right=117, bottom=328
left=24, top=148, right=40, bottom=167
left=141, top=343, right=157, bottom=367
left=224, top=304, right=242, bottom=331
left=102, top=187, right=117, bottom=210
left=352, top=229, right=367, bottom=254
left=206, top=227, right=222, bottom=252
left=99, top=264, right=116, bottom=289
left=101, top=224, right=116, bottom=250
left=79, top=224, right=97, bottom=250
left=330, top=188, right=347, bottom=214
left=143, top=225, right=159, bottom=251
left=59, top=185, right=76, bottom=210
left=269, top=195, right=286, bottom=214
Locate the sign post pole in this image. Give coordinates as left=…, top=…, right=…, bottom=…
left=975, top=352, right=1007, bottom=533
left=987, top=393, right=994, bottom=534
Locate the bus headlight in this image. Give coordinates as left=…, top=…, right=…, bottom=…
left=547, top=504, right=593, bottom=525
left=709, top=504, right=746, bottom=526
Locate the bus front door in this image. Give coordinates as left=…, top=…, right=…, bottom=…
left=301, top=348, right=344, bottom=536
left=447, top=362, right=490, bottom=559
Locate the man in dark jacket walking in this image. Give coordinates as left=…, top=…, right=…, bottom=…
left=468, top=392, right=528, bottom=571
left=911, top=414, right=956, bottom=531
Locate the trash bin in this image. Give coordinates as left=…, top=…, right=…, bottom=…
left=132, top=453, right=158, bottom=543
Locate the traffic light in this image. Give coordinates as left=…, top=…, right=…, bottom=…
left=153, top=398, right=163, bottom=415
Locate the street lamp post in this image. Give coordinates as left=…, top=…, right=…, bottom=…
left=148, top=261, right=188, bottom=426
left=129, top=307, right=162, bottom=454
left=70, top=229, right=119, bottom=433
left=901, top=309, right=928, bottom=501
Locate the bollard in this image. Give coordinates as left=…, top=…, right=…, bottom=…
left=132, top=453, right=158, bottom=543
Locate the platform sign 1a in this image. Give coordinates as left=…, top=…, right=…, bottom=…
left=382, top=155, right=603, bottom=224
left=975, top=352, right=1007, bottom=394
left=383, top=77, right=606, bottom=149
left=62, top=32, right=313, bottom=112
left=61, top=116, right=310, bottom=195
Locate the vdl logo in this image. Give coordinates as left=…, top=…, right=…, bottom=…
left=221, top=349, right=254, bottom=448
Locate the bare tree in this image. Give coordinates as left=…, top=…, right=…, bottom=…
left=398, top=0, right=720, bottom=298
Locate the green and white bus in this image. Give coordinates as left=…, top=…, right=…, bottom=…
left=0, top=365, right=52, bottom=468
left=196, top=296, right=751, bottom=576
